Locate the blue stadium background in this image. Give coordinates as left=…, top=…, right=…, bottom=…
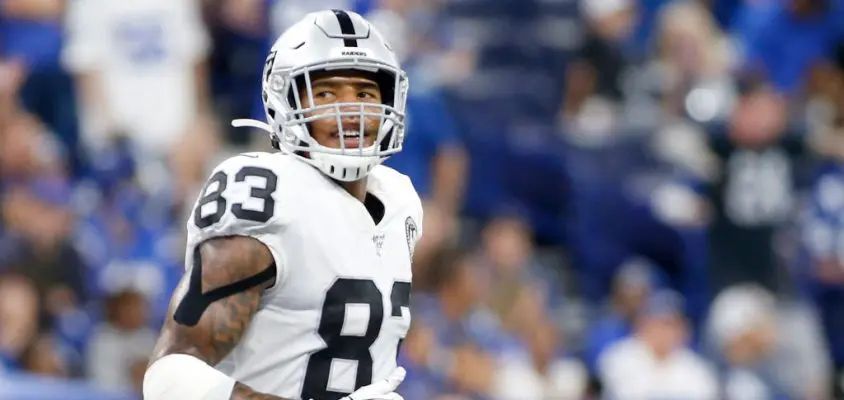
left=2, top=0, right=844, bottom=398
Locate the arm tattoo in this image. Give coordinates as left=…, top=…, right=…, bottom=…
left=184, top=277, right=262, bottom=364
left=149, top=236, right=292, bottom=400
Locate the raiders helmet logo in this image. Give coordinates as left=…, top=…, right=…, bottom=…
left=405, top=216, right=418, bottom=260
left=263, top=50, right=277, bottom=83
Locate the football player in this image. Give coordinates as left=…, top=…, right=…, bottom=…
left=142, top=9, right=421, bottom=400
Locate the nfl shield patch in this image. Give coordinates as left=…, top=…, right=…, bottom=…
left=404, top=216, right=418, bottom=260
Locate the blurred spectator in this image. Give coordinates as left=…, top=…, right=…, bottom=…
left=0, top=59, right=26, bottom=124
left=642, top=121, right=716, bottom=323
left=62, top=0, right=212, bottom=159
left=409, top=201, right=459, bottom=291
left=85, top=289, right=156, bottom=392
left=706, top=88, right=804, bottom=292
left=652, top=1, right=736, bottom=123
left=0, top=113, right=67, bottom=180
left=477, top=215, right=565, bottom=322
left=806, top=43, right=844, bottom=152
left=73, top=137, right=184, bottom=323
left=492, top=321, right=586, bottom=400
left=396, top=323, right=443, bottom=399
left=583, top=258, right=655, bottom=374
left=801, top=115, right=844, bottom=395
left=215, top=0, right=266, bottom=38
left=649, top=122, right=720, bottom=196
left=706, top=284, right=831, bottom=399
left=370, top=4, right=469, bottom=216
left=597, top=290, right=718, bottom=399
left=0, top=0, right=80, bottom=169
left=167, top=117, right=223, bottom=204
left=376, top=0, right=475, bottom=89
left=563, top=135, right=639, bottom=304
left=0, top=275, right=40, bottom=371
left=0, top=183, right=87, bottom=320
left=732, top=0, right=842, bottom=96
left=200, top=0, right=268, bottom=145
left=404, top=247, right=500, bottom=399
left=0, top=115, right=81, bottom=306
left=0, top=111, right=74, bottom=308
left=563, top=0, right=638, bottom=123
left=20, top=335, right=70, bottom=378
left=128, top=359, right=147, bottom=397
left=0, top=111, right=86, bottom=313
left=384, top=85, right=467, bottom=215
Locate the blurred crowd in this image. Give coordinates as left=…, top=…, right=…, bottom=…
left=2, top=0, right=844, bottom=399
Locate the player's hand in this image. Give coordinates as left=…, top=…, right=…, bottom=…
left=340, top=367, right=406, bottom=400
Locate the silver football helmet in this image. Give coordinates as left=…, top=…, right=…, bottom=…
left=233, top=9, right=409, bottom=182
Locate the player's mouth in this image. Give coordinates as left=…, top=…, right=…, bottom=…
left=332, top=130, right=373, bottom=148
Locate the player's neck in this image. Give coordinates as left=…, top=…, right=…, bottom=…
left=340, top=178, right=368, bottom=202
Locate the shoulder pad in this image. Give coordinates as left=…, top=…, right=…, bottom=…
left=183, top=152, right=292, bottom=286
left=370, top=165, right=417, bottom=196
left=187, top=152, right=290, bottom=235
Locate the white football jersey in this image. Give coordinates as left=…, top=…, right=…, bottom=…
left=184, top=152, right=422, bottom=400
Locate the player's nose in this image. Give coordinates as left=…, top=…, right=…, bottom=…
left=338, top=111, right=361, bottom=129
left=338, top=102, right=363, bottom=126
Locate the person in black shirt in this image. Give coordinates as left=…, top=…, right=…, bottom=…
left=707, top=88, right=804, bottom=293
left=562, top=0, right=637, bottom=119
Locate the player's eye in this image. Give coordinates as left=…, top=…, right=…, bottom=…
left=315, top=90, right=334, bottom=99
left=358, top=91, right=378, bottom=100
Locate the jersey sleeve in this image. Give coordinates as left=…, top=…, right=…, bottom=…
left=185, top=153, right=290, bottom=288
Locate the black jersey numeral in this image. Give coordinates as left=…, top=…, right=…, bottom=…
left=302, top=279, right=411, bottom=400
left=194, top=166, right=278, bottom=228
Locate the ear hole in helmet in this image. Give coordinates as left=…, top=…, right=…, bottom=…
left=379, top=130, right=393, bottom=153
left=287, top=77, right=302, bottom=109
left=267, top=106, right=280, bottom=149
left=373, top=70, right=395, bottom=107
left=293, top=123, right=312, bottom=158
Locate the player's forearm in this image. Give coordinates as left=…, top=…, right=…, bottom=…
left=146, top=237, right=279, bottom=400
left=230, top=382, right=292, bottom=400
left=151, top=237, right=275, bottom=364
